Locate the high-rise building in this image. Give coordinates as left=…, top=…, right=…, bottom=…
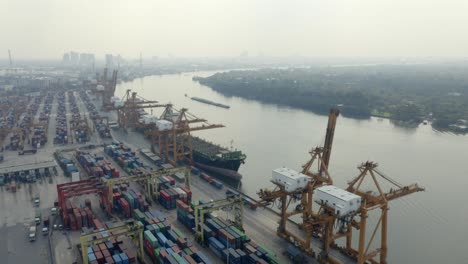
left=70, top=52, right=79, bottom=65
left=105, top=54, right=114, bottom=68
left=62, top=53, right=70, bottom=64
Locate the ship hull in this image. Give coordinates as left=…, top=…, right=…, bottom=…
left=194, top=162, right=242, bottom=181
left=192, top=151, right=243, bottom=171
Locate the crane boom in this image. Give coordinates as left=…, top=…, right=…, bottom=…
left=8, top=49, right=12, bottom=67
left=321, top=108, right=340, bottom=174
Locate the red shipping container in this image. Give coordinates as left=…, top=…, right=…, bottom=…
left=93, top=219, right=104, bottom=230
left=159, top=249, right=168, bottom=260
left=92, top=245, right=100, bottom=253
left=69, top=214, right=77, bottom=230
left=123, top=249, right=135, bottom=263
left=171, top=245, right=180, bottom=254
left=99, top=243, right=107, bottom=251
left=189, top=246, right=198, bottom=253
left=160, top=190, right=170, bottom=201
left=102, top=249, right=110, bottom=258
left=95, top=251, right=104, bottom=264
left=180, top=186, right=192, bottom=198
left=75, top=213, right=82, bottom=229
left=177, top=237, right=187, bottom=248
left=105, top=257, right=115, bottom=264
left=90, top=261, right=98, bottom=264
left=166, top=176, right=175, bottom=185
left=184, top=255, right=197, bottom=264
left=63, top=213, right=70, bottom=229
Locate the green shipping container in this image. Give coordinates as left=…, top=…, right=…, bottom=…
left=172, top=227, right=184, bottom=238
left=151, top=224, right=160, bottom=234
left=183, top=248, right=193, bottom=256
left=172, top=252, right=187, bottom=264
left=133, top=209, right=146, bottom=222
left=259, top=246, right=280, bottom=264
left=230, top=226, right=247, bottom=241
left=144, top=230, right=158, bottom=247
left=157, top=222, right=166, bottom=234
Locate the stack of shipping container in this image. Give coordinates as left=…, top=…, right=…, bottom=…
left=76, top=150, right=120, bottom=178
left=68, top=91, right=89, bottom=143
left=54, top=91, right=68, bottom=144
left=79, top=90, right=111, bottom=138
left=112, top=185, right=150, bottom=218
left=158, top=179, right=192, bottom=210
left=176, top=199, right=277, bottom=264
left=105, top=143, right=153, bottom=176
left=86, top=232, right=137, bottom=264
left=135, top=209, right=212, bottom=264
left=63, top=199, right=95, bottom=231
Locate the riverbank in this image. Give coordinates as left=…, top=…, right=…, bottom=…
left=192, top=67, right=468, bottom=134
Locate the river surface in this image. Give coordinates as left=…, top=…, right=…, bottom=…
left=116, top=71, right=468, bottom=264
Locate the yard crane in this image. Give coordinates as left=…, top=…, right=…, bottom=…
left=194, top=194, right=244, bottom=245
left=80, top=220, right=144, bottom=264
left=101, top=167, right=190, bottom=214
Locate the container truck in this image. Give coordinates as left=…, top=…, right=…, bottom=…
left=29, top=226, right=36, bottom=241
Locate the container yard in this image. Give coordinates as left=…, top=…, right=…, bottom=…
left=0, top=70, right=424, bottom=264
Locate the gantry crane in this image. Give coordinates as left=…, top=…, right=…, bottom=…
left=56, top=179, right=105, bottom=224
left=112, top=90, right=224, bottom=165
left=257, top=108, right=424, bottom=264
left=194, top=194, right=244, bottom=244
left=94, top=68, right=118, bottom=111
left=257, top=109, right=340, bottom=257
left=101, top=167, right=190, bottom=214
left=337, top=161, right=424, bottom=264
left=116, top=89, right=166, bottom=130
left=146, top=104, right=224, bottom=165
left=80, top=220, right=144, bottom=264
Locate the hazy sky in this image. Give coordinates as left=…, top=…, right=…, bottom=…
left=1, top=0, right=468, bottom=59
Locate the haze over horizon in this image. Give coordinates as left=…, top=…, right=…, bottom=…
left=1, top=0, right=468, bottom=60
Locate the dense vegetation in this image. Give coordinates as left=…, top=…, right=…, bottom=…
left=196, top=64, right=468, bottom=132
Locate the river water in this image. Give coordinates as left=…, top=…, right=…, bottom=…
left=116, top=71, right=467, bottom=264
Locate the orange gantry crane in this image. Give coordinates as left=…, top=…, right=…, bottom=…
left=257, top=109, right=340, bottom=258
left=116, top=89, right=166, bottom=130
left=94, top=68, right=118, bottom=111
left=114, top=89, right=224, bottom=166
left=256, top=108, right=424, bottom=264
left=341, top=161, right=424, bottom=264
left=148, top=104, right=224, bottom=165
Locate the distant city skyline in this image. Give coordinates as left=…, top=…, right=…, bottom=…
left=1, top=0, right=468, bottom=60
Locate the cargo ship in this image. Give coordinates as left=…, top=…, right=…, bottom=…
left=190, top=96, right=230, bottom=109
left=185, top=137, right=246, bottom=181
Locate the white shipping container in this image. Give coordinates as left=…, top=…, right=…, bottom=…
left=174, top=187, right=187, bottom=198
left=314, top=185, right=361, bottom=217
left=156, top=120, right=173, bottom=131
left=96, top=85, right=105, bottom=91
left=71, top=172, right=80, bottom=182
left=272, top=167, right=309, bottom=192
left=114, top=100, right=124, bottom=108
